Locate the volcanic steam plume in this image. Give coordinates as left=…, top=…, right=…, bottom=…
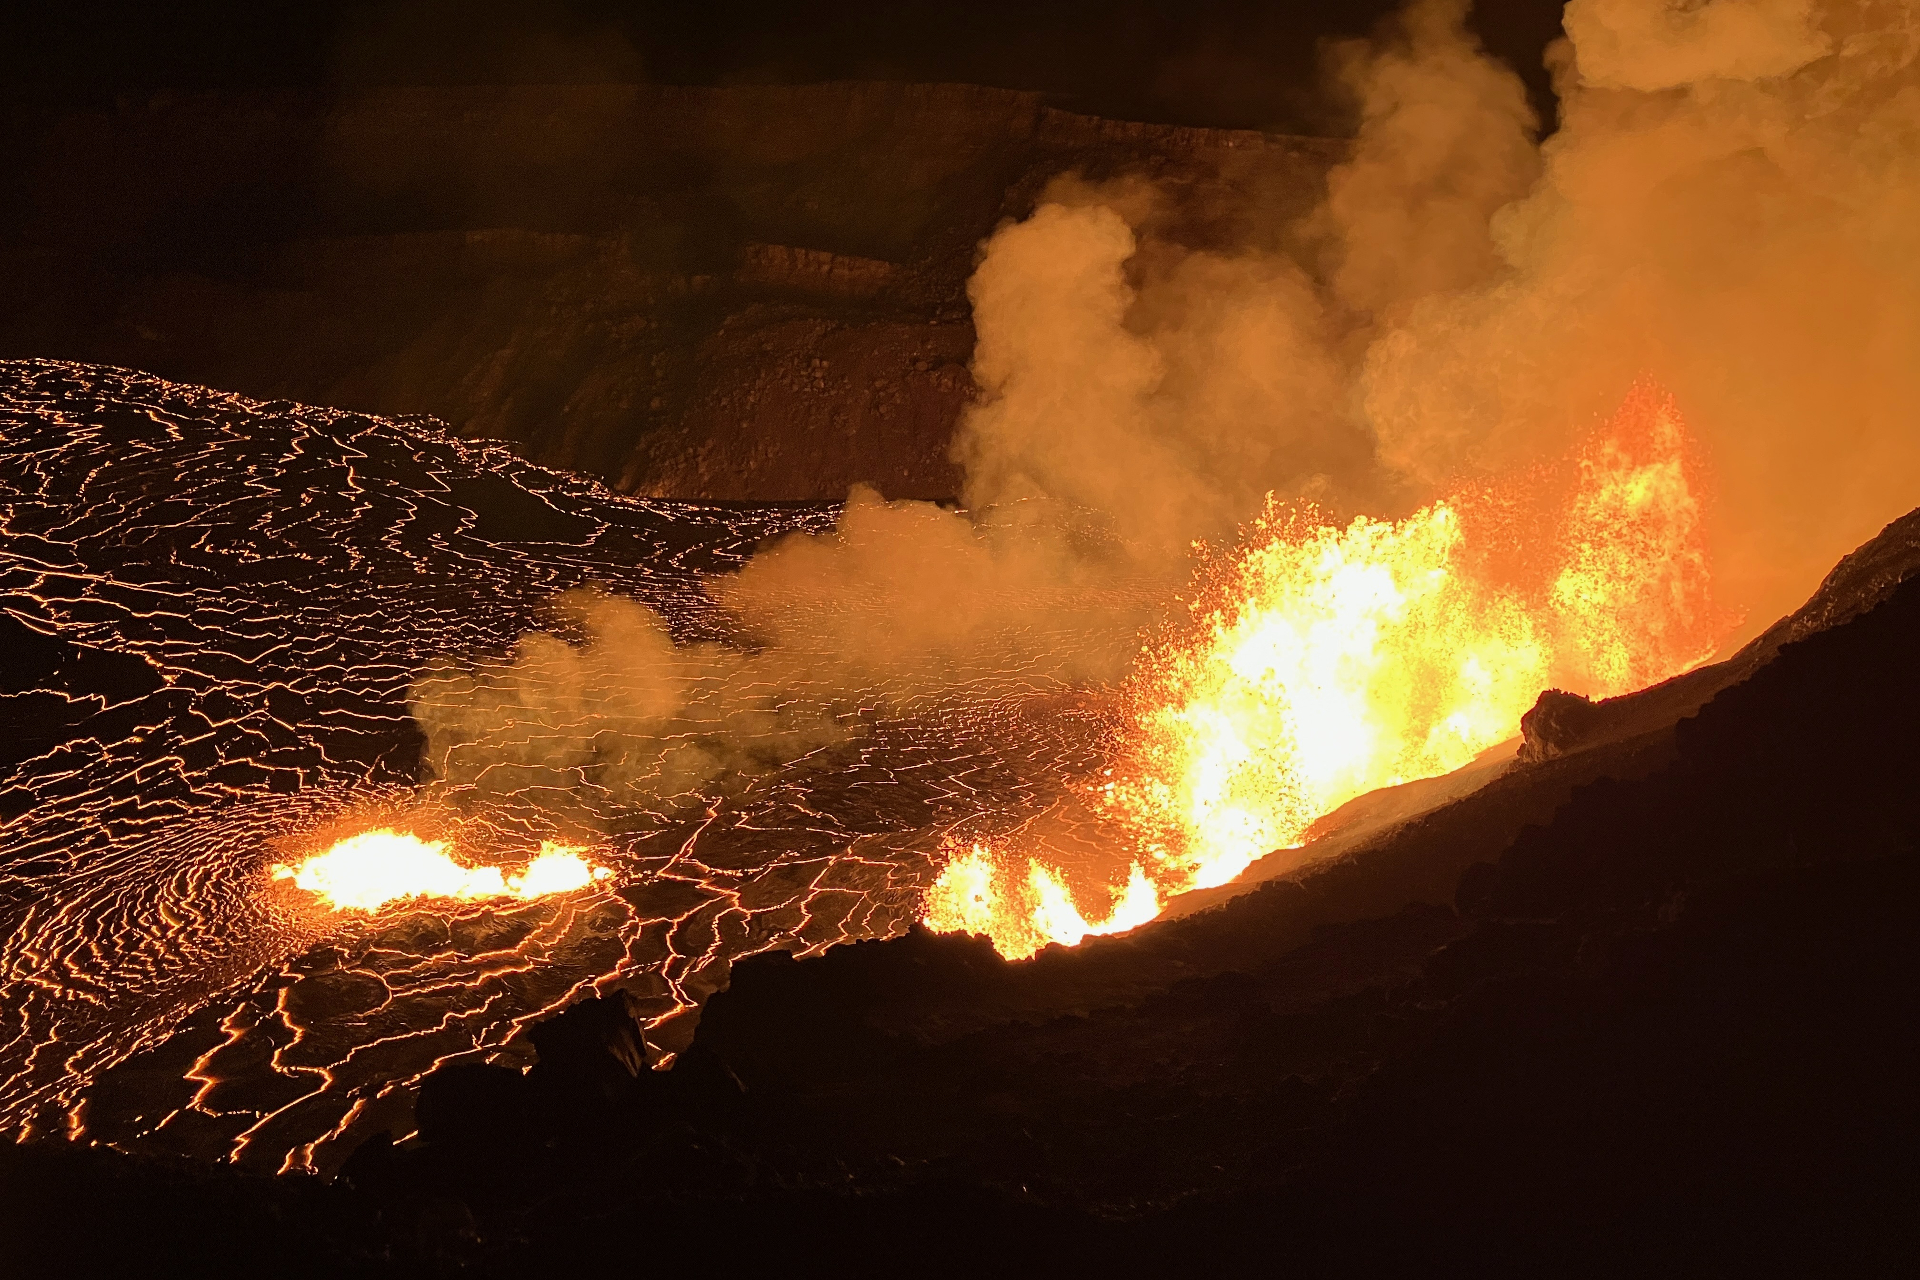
left=422, top=0, right=1920, bottom=957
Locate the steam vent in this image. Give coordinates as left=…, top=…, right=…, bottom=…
left=5, top=1, right=1920, bottom=1273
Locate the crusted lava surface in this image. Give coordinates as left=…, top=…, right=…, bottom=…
left=0, top=360, right=1122, bottom=1176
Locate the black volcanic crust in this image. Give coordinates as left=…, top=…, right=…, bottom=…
left=9, top=535, right=1920, bottom=1271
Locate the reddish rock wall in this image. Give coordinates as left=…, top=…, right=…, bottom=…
left=2, top=83, right=1341, bottom=500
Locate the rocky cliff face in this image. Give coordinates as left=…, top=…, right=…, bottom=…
left=2, top=83, right=1340, bottom=500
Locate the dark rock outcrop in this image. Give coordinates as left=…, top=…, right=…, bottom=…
left=1517, top=687, right=1601, bottom=762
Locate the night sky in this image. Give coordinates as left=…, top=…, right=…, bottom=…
left=7, top=0, right=1569, bottom=131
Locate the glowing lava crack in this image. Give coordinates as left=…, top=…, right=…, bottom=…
left=272, top=830, right=612, bottom=912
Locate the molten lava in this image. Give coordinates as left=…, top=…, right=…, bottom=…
left=272, top=829, right=612, bottom=913
left=923, top=841, right=1162, bottom=959
left=929, top=384, right=1734, bottom=956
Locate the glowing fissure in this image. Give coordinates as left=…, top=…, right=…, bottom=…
left=272, top=829, right=612, bottom=913
left=928, top=384, right=1734, bottom=957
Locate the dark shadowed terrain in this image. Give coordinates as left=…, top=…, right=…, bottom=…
left=15, top=0, right=1915, bottom=653
left=1, top=0, right=1580, bottom=510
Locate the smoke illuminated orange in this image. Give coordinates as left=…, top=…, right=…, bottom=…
left=272, top=829, right=613, bottom=912
left=928, top=383, right=1734, bottom=954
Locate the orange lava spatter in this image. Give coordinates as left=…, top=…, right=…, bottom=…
left=272, top=829, right=612, bottom=912
left=927, top=383, right=1735, bottom=957
left=922, top=840, right=1162, bottom=960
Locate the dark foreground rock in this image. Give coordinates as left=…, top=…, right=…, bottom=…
left=9, top=514, right=1920, bottom=1274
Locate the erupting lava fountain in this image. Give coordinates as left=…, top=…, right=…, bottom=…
left=925, top=382, right=1736, bottom=957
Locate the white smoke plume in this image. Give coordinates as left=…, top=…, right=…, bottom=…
left=953, top=0, right=1547, bottom=550
left=411, top=487, right=1157, bottom=811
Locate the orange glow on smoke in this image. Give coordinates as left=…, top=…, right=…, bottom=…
left=928, top=383, right=1734, bottom=956
left=272, top=828, right=612, bottom=912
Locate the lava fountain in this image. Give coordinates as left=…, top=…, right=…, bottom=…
left=272, top=829, right=612, bottom=913
left=923, top=841, right=1162, bottom=959
left=928, top=383, right=1736, bottom=957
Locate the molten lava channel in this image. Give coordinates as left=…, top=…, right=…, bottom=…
left=272, top=829, right=612, bottom=913
left=927, top=383, right=1736, bottom=958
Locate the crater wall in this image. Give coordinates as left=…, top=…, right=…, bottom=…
left=2, top=83, right=1340, bottom=500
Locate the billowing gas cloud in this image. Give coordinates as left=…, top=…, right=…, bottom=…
left=413, top=587, right=849, bottom=812
left=414, top=0, right=1920, bottom=812
left=411, top=488, right=1157, bottom=811
left=1365, top=0, right=1920, bottom=626
left=960, top=0, right=1920, bottom=630
left=953, top=0, right=1544, bottom=555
